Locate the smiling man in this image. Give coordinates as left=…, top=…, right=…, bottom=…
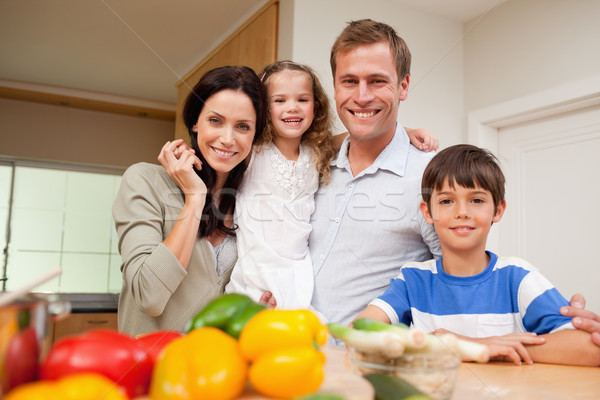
left=309, top=19, right=441, bottom=328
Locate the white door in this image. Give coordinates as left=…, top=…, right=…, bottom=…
left=494, top=105, right=600, bottom=313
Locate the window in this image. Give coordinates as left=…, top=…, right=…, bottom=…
left=1, top=161, right=124, bottom=293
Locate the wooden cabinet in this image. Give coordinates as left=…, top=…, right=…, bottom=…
left=52, top=312, right=118, bottom=344
left=174, top=0, right=279, bottom=141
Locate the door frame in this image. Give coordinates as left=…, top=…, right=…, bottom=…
left=467, top=74, right=600, bottom=249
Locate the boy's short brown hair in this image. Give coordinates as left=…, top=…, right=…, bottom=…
left=330, top=19, right=411, bottom=82
left=421, top=144, right=506, bottom=210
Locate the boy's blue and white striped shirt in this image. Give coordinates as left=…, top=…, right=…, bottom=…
left=372, top=252, right=573, bottom=336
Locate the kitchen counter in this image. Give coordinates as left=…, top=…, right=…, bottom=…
left=334, top=348, right=600, bottom=399
left=51, top=293, right=119, bottom=313
left=452, top=360, right=600, bottom=399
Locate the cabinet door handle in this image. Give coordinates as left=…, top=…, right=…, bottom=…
left=87, top=320, right=109, bottom=324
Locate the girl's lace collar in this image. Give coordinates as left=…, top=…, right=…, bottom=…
left=268, top=143, right=312, bottom=200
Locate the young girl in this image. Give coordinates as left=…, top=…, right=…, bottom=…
left=226, top=61, right=437, bottom=309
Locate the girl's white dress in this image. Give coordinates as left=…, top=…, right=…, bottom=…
left=226, top=142, right=318, bottom=308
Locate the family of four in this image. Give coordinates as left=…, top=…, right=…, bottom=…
left=112, top=19, right=600, bottom=366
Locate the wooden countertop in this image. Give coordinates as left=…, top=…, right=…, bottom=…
left=340, top=346, right=600, bottom=400
left=452, top=360, right=600, bottom=399
left=329, top=347, right=600, bottom=400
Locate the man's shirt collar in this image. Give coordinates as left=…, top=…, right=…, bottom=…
left=332, top=124, right=410, bottom=177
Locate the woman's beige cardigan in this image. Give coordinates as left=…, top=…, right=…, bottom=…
left=112, top=163, right=234, bottom=336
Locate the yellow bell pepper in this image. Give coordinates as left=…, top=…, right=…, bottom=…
left=239, top=309, right=328, bottom=361
left=249, top=346, right=326, bottom=399
left=149, top=327, right=247, bottom=400
left=3, top=372, right=129, bottom=400
left=239, top=309, right=328, bottom=399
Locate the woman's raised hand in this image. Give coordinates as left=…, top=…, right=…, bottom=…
left=159, top=140, right=207, bottom=267
left=158, top=139, right=207, bottom=202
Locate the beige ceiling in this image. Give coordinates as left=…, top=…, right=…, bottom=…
left=0, top=0, right=498, bottom=106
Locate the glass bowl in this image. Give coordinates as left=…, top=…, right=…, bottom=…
left=349, top=347, right=461, bottom=400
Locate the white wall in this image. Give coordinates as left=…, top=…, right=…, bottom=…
left=464, top=0, right=600, bottom=113
left=0, top=98, right=174, bottom=168
left=462, top=0, right=600, bottom=313
left=278, top=0, right=465, bottom=147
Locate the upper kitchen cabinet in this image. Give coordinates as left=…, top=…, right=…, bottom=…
left=174, top=0, right=279, bottom=141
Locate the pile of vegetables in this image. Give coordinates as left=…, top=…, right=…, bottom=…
left=151, top=294, right=328, bottom=400
left=237, top=308, right=328, bottom=399
left=328, top=318, right=489, bottom=363
left=4, top=293, right=480, bottom=400
left=328, top=318, right=490, bottom=400
left=4, top=328, right=183, bottom=400
left=3, top=294, right=329, bottom=400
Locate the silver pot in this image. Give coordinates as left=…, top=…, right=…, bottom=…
left=0, top=293, right=70, bottom=395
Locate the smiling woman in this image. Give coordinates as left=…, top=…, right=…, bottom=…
left=112, top=66, right=267, bottom=336
left=191, top=90, right=256, bottom=186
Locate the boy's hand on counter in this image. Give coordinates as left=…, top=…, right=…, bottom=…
left=470, top=332, right=545, bottom=366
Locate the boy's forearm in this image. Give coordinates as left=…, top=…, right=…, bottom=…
left=526, top=329, right=600, bottom=367
left=352, top=305, right=391, bottom=326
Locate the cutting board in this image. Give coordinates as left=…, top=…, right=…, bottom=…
left=240, top=346, right=374, bottom=400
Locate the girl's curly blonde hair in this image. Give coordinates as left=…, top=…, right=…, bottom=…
left=255, top=60, right=336, bottom=184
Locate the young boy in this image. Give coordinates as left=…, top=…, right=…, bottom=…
left=355, top=144, right=600, bottom=367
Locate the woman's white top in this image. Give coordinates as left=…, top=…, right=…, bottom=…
left=226, top=142, right=318, bottom=308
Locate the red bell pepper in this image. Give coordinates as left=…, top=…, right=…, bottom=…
left=1, top=327, right=39, bottom=392
left=40, top=329, right=153, bottom=398
left=136, top=330, right=183, bottom=364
